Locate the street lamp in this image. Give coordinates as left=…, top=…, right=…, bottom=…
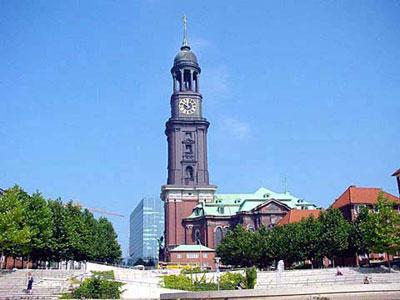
left=214, top=256, right=221, bottom=290
left=196, top=237, right=202, bottom=270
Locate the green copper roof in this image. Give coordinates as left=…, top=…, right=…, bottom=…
left=186, top=187, right=316, bottom=219
left=170, top=244, right=215, bottom=252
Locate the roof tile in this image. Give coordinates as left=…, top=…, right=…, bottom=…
left=331, top=186, right=400, bottom=209
left=277, top=209, right=321, bottom=226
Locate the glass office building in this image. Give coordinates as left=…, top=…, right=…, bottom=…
left=129, top=197, right=164, bottom=262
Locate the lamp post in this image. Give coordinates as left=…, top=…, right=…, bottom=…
left=196, top=238, right=202, bottom=270
left=214, top=256, right=221, bottom=290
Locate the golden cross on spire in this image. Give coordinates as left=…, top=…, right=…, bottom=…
left=182, top=14, right=189, bottom=48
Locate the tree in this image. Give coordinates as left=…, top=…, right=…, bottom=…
left=81, top=209, right=99, bottom=261
left=318, top=208, right=351, bottom=265
left=347, top=207, right=370, bottom=266
left=24, top=191, right=53, bottom=263
left=0, top=185, right=122, bottom=267
left=48, top=199, right=70, bottom=261
left=253, top=226, right=274, bottom=268
left=0, top=186, right=31, bottom=268
left=95, top=217, right=122, bottom=263
left=217, top=225, right=256, bottom=267
left=297, top=216, right=321, bottom=267
left=361, top=192, right=400, bottom=270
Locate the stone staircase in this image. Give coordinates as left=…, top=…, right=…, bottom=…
left=0, top=269, right=85, bottom=299
left=256, top=267, right=400, bottom=289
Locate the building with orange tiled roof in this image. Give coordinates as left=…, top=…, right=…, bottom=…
left=331, top=185, right=400, bottom=221
left=277, top=209, right=322, bottom=226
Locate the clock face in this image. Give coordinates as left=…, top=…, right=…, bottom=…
left=179, top=98, right=197, bottom=115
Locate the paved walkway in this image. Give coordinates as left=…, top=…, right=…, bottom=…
left=161, top=284, right=400, bottom=299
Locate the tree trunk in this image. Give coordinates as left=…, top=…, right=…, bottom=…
left=367, top=252, right=371, bottom=267
left=355, top=252, right=359, bottom=267
left=387, top=253, right=391, bottom=273
left=0, top=253, right=4, bottom=269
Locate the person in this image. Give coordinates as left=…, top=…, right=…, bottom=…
left=364, top=276, right=370, bottom=284
left=335, top=267, right=343, bottom=276
left=26, top=272, right=34, bottom=294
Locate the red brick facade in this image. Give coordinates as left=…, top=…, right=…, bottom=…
left=181, top=200, right=291, bottom=250
left=1, top=256, right=32, bottom=269
left=169, top=248, right=216, bottom=269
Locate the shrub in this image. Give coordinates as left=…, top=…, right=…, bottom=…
left=193, top=273, right=218, bottom=291
left=163, top=270, right=256, bottom=291
left=180, top=266, right=209, bottom=274
left=71, top=276, right=124, bottom=299
left=163, top=274, right=217, bottom=291
left=92, top=270, right=115, bottom=280
left=245, top=267, right=257, bottom=289
left=163, top=274, right=194, bottom=291
left=219, top=272, right=245, bottom=290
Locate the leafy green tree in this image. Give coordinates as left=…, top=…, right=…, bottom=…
left=282, top=223, right=305, bottom=264
left=0, top=186, right=31, bottom=268
left=48, top=199, right=70, bottom=261
left=24, top=191, right=53, bottom=263
left=81, top=209, right=99, bottom=261
left=64, top=202, right=94, bottom=261
left=217, top=225, right=256, bottom=267
left=253, top=226, right=274, bottom=268
left=297, top=216, right=322, bottom=267
left=0, top=184, right=122, bottom=267
left=318, top=208, right=351, bottom=265
left=361, top=192, right=400, bottom=270
left=95, top=217, right=122, bottom=263
left=347, top=207, right=370, bottom=266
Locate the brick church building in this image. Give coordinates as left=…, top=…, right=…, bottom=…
left=160, top=21, right=317, bottom=268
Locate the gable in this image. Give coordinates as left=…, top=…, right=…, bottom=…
left=252, top=199, right=290, bottom=213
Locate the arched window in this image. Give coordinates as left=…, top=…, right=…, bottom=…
left=222, top=227, right=229, bottom=238
left=215, top=227, right=223, bottom=247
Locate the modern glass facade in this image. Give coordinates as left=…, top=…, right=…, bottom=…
left=129, top=197, right=164, bottom=262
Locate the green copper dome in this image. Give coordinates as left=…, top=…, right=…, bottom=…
left=174, top=46, right=198, bottom=66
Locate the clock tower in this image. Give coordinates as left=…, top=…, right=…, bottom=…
left=161, top=17, right=217, bottom=258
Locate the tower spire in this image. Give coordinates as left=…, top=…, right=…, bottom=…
left=181, top=15, right=190, bottom=50
left=283, top=177, right=288, bottom=194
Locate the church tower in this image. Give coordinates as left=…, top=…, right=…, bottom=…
left=161, top=17, right=217, bottom=257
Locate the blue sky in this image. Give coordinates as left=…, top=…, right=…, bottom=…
left=1, top=1, right=399, bottom=256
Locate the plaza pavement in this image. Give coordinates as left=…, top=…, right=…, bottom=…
left=1, top=264, right=399, bottom=299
